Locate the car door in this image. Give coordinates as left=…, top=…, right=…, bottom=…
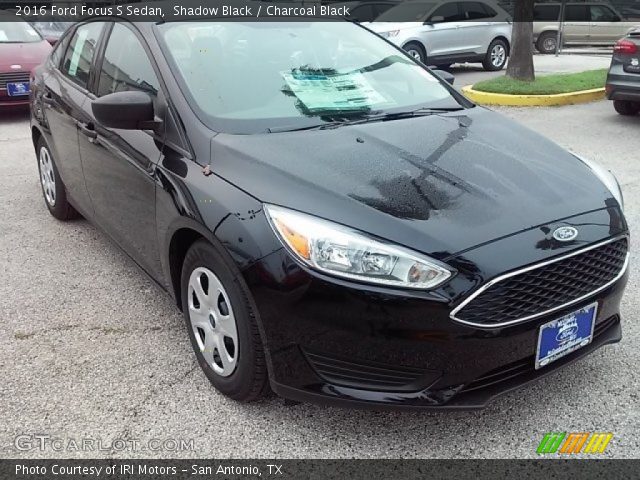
left=589, top=5, right=623, bottom=44
left=40, top=22, right=106, bottom=214
left=457, top=1, right=500, bottom=54
left=78, top=22, right=165, bottom=279
left=563, top=4, right=591, bottom=44
left=422, top=2, right=466, bottom=58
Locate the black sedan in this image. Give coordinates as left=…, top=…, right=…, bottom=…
left=31, top=19, right=628, bottom=409
left=606, top=29, right=640, bottom=115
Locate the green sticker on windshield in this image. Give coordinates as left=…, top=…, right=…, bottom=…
left=281, top=69, right=390, bottom=113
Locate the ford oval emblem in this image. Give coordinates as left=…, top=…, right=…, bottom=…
left=553, top=226, right=578, bottom=242
left=10, top=64, right=22, bottom=70
left=556, top=324, right=579, bottom=344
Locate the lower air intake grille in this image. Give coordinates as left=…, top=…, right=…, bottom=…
left=304, top=350, right=428, bottom=391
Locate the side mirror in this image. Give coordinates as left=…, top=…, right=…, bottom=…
left=428, top=15, right=445, bottom=24
left=432, top=69, right=455, bottom=85
left=92, top=91, right=157, bottom=130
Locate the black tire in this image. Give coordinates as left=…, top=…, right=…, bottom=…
left=403, top=41, right=426, bottom=64
left=482, top=39, right=509, bottom=71
left=536, top=31, right=558, bottom=54
left=180, top=239, right=269, bottom=402
left=35, top=137, right=79, bottom=221
left=613, top=100, right=640, bottom=116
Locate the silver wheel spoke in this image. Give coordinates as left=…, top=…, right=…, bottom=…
left=202, top=330, right=217, bottom=365
left=189, top=308, right=210, bottom=331
left=216, top=334, right=234, bottom=371
left=195, top=276, right=210, bottom=306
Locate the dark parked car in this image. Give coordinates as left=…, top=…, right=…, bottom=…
left=31, top=19, right=628, bottom=409
left=606, top=30, right=640, bottom=115
left=0, top=19, right=51, bottom=107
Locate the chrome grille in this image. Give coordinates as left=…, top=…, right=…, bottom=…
left=451, top=237, right=629, bottom=328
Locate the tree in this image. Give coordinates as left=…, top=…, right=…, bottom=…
left=506, top=0, right=535, bottom=81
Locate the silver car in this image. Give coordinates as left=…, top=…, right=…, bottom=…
left=367, top=0, right=512, bottom=71
left=534, top=2, right=640, bottom=54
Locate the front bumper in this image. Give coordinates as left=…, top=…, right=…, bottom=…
left=0, top=91, right=30, bottom=107
left=244, top=209, right=628, bottom=409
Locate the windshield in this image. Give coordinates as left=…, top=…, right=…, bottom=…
left=157, top=22, right=461, bottom=134
left=376, top=3, right=436, bottom=21
left=0, top=21, right=42, bottom=43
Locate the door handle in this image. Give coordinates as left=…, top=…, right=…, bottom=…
left=77, top=121, right=98, bottom=140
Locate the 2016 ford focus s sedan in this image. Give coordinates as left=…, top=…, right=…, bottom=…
left=30, top=19, right=629, bottom=409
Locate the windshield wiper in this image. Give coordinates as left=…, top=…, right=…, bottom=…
left=357, top=107, right=465, bottom=123
left=267, top=121, right=350, bottom=133
left=267, top=107, right=465, bottom=133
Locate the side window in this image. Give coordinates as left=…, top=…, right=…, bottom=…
left=565, top=5, right=589, bottom=22
left=480, top=3, right=498, bottom=17
left=534, top=5, right=560, bottom=21
left=430, top=3, right=461, bottom=22
left=50, top=32, right=70, bottom=68
left=462, top=2, right=493, bottom=20
left=61, top=22, right=104, bottom=89
left=372, top=3, right=395, bottom=19
left=97, top=23, right=160, bottom=99
left=590, top=6, right=620, bottom=22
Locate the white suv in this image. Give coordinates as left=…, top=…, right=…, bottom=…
left=367, top=0, right=512, bottom=71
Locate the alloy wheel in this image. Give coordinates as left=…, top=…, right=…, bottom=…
left=406, top=49, right=422, bottom=61
left=491, top=44, right=506, bottom=67
left=543, top=37, right=557, bottom=53
left=39, top=146, right=56, bottom=207
left=188, top=267, right=238, bottom=377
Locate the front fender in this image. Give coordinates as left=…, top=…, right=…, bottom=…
left=155, top=152, right=281, bottom=296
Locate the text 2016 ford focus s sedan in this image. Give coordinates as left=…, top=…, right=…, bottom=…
left=31, top=19, right=628, bottom=409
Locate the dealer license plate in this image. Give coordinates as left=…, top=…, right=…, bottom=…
left=535, top=302, right=597, bottom=370
left=7, top=82, right=30, bottom=96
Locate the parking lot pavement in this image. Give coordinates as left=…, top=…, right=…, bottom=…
left=0, top=100, right=639, bottom=459
left=450, top=53, right=613, bottom=87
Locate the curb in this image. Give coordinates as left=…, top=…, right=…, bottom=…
left=461, top=85, right=606, bottom=107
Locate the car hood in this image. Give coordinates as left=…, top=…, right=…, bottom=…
left=210, top=107, right=614, bottom=258
left=0, top=41, right=51, bottom=71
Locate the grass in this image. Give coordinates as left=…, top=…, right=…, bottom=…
left=472, top=69, right=608, bottom=95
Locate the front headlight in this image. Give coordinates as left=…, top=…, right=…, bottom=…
left=265, top=205, right=454, bottom=289
left=573, top=153, right=624, bottom=211
left=379, top=30, right=400, bottom=38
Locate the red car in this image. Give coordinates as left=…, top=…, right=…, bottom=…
left=0, top=20, right=51, bottom=107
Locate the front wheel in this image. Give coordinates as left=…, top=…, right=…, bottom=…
left=181, top=239, right=269, bottom=402
left=403, top=41, right=426, bottom=64
left=483, top=39, right=508, bottom=71
left=613, top=100, right=640, bottom=116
